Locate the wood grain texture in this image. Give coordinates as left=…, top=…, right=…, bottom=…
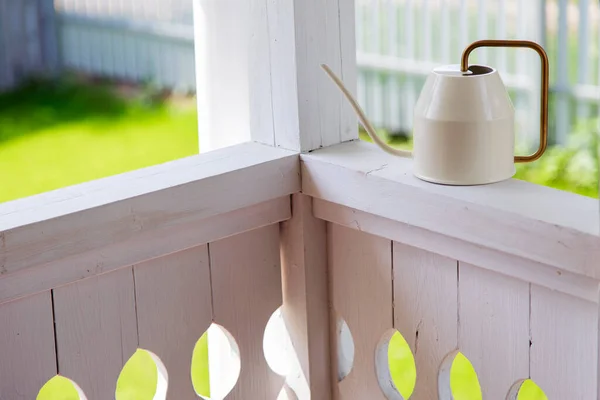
left=265, top=0, right=301, bottom=151
left=0, top=196, right=290, bottom=305
left=210, top=224, right=284, bottom=399
left=280, top=194, right=331, bottom=398
left=314, top=199, right=599, bottom=302
left=302, top=141, right=600, bottom=280
left=530, top=285, right=598, bottom=398
left=0, top=142, right=298, bottom=275
left=393, top=243, right=458, bottom=400
left=329, top=223, right=392, bottom=399
left=134, top=246, right=212, bottom=400
left=248, top=0, right=275, bottom=147
left=458, top=263, right=529, bottom=398
left=260, top=0, right=358, bottom=151
left=0, top=292, right=56, bottom=400
left=52, top=267, right=138, bottom=400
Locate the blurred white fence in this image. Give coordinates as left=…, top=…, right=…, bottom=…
left=51, top=0, right=600, bottom=143
left=356, top=0, right=600, bottom=145
left=54, top=0, right=196, bottom=92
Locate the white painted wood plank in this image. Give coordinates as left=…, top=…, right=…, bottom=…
left=393, top=242, right=457, bottom=399
left=313, top=199, right=599, bottom=303
left=194, top=0, right=251, bottom=152
left=134, top=246, right=212, bottom=400
left=0, top=292, right=56, bottom=400
left=530, top=285, right=598, bottom=398
left=280, top=194, right=331, bottom=398
left=0, top=197, right=290, bottom=305
left=338, top=0, right=358, bottom=143
left=53, top=267, right=138, bottom=400
left=329, top=224, right=391, bottom=399
left=458, top=263, right=529, bottom=398
left=210, top=225, right=284, bottom=398
left=265, top=0, right=301, bottom=150
left=248, top=0, right=275, bottom=147
left=0, top=143, right=298, bottom=273
left=301, top=141, right=600, bottom=279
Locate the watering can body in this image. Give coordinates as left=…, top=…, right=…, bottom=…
left=413, top=64, right=516, bottom=185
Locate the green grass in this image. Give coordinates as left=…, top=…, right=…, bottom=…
left=0, top=76, right=199, bottom=203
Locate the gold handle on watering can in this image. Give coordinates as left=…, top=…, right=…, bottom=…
left=460, top=40, right=549, bottom=163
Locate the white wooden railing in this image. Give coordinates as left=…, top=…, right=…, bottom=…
left=1, top=140, right=599, bottom=399
left=2, top=0, right=599, bottom=398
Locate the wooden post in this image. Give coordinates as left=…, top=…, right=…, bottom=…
left=193, top=0, right=251, bottom=153
left=249, top=0, right=358, bottom=152
left=280, top=194, right=332, bottom=398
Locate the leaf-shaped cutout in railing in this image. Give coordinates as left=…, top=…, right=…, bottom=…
left=116, top=349, right=168, bottom=400
left=37, top=375, right=87, bottom=400
left=375, top=329, right=416, bottom=399
left=507, top=379, right=548, bottom=400
left=334, top=314, right=355, bottom=382
left=192, top=323, right=240, bottom=399
left=439, top=351, right=482, bottom=400
left=263, top=307, right=293, bottom=377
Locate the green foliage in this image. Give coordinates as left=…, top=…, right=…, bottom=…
left=515, top=119, right=599, bottom=198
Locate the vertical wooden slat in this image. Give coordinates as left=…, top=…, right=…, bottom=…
left=477, top=0, right=487, bottom=64
left=0, top=293, right=57, bottom=400
left=556, top=0, right=569, bottom=144
left=53, top=267, right=138, bottom=400
left=441, top=0, right=450, bottom=63
left=134, top=246, right=213, bottom=400
left=393, top=243, right=457, bottom=399
left=530, top=285, right=597, bottom=398
left=458, top=264, right=529, bottom=398
left=210, top=225, right=284, bottom=399
left=280, top=194, right=331, bottom=398
left=423, top=0, right=431, bottom=61
left=577, top=0, right=590, bottom=118
left=329, top=224, right=391, bottom=399
left=459, top=0, right=468, bottom=53
left=368, top=0, right=383, bottom=129
left=496, top=0, right=507, bottom=72
left=404, top=0, right=415, bottom=132
left=384, top=0, right=401, bottom=133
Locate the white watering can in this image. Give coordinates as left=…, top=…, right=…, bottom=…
left=322, top=39, right=549, bottom=185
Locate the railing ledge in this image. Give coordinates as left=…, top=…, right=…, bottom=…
left=302, top=140, right=600, bottom=282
